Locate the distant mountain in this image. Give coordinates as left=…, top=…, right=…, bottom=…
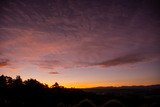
left=82, top=84, right=160, bottom=94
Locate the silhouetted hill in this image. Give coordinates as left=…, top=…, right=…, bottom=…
left=82, top=85, right=160, bottom=94
left=0, top=75, right=160, bottom=107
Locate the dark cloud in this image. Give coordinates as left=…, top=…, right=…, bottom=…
left=0, top=59, right=9, bottom=68
left=92, top=51, right=160, bottom=68
left=94, top=54, right=147, bottom=67
left=48, top=71, right=59, bottom=74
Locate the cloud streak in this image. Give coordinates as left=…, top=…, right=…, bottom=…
left=94, top=54, right=145, bottom=67
left=91, top=52, right=160, bottom=68
left=0, top=59, right=9, bottom=68
left=48, top=71, right=59, bottom=74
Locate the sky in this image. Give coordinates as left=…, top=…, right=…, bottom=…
left=0, top=0, right=160, bottom=88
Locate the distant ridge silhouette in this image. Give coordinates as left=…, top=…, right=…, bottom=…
left=0, top=75, right=160, bottom=107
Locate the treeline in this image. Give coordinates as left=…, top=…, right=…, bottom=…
left=0, top=75, right=159, bottom=107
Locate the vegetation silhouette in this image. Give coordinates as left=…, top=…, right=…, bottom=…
left=101, top=99, right=125, bottom=107
left=0, top=75, right=160, bottom=107
left=151, top=103, right=160, bottom=107
left=57, top=102, right=65, bottom=107
left=76, top=99, right=96, bottom=107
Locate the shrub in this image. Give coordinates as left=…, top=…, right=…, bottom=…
left=101, top=99, right=125, bottom=107
left=151, top=102, right=160, bottom=107
left=57, top=102, right=65, bottom=107
left=76, top=99, right=96, bottom=107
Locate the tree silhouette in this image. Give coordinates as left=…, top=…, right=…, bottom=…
left=6, top=76, right=13, bottom=88
left=57, top=102, right=65, bottom=107
left=151, top=103, right=160, bottom=107
left=76, top=99, right=96, bottom=107
left=12, top=75, right=23, bottom=88
left=52, top=82, right=60, bottom=88
left=0, top=74, right=159, bottom=107
left=0, top=75, right=7, bottom=88
left=101, top=100, right=125, bottom=107
left=24, top=79, right=44, bottom=89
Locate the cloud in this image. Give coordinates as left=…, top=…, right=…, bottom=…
left=0, top=0, right=159, bottom=71
left=93, top=54, right=147, bottom=67
left=0, top=59, right=9, bottom=68
left=48, top=71, right=59, bottom=74
left=91, top=52, right=160, bottom=68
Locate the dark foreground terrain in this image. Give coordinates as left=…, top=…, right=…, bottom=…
left=0, top=75, right=160, bottom=107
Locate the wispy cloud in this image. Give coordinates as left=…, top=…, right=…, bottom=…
left=92, top=52, right=160, bottom=68
left=93, top=54, right=144, bottom=67
left=48, top=71, right=59, bottom=74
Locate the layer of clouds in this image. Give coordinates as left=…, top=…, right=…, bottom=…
left=0, top=0, right=160, bottom=70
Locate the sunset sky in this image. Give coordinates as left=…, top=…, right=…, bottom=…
left=0, top=0, right=160, bottom=88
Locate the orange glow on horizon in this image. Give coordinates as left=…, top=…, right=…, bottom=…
left=46, top=80, right=160, bottom=88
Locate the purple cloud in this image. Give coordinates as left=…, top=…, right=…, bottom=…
left=94, top=54, right=145, bottom=67
left=91, top=52, right=160, bottom=68
left=48, top=71, right=59, bottom=74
